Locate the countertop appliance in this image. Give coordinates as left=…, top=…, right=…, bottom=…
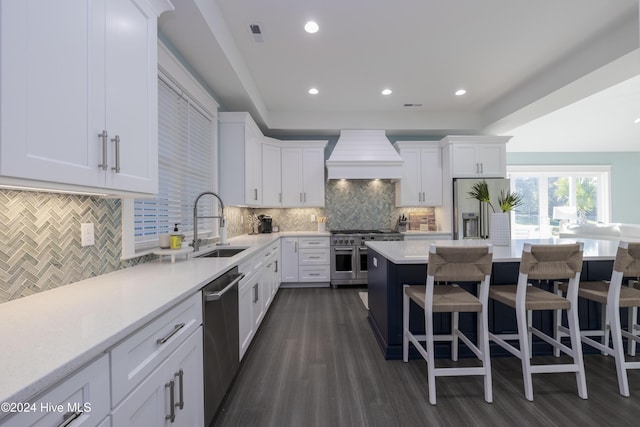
left=453, top=178, right=510, bottom=240
left=330, top=229, right=404, bottom=287
left=258, top=214, right=272, bottom=233
left=202, top=266, right=244, bottom=426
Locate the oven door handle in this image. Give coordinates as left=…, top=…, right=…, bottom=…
left=333, top=247, right=354, bottom=252
left=204, top=273, right=245, bottom=302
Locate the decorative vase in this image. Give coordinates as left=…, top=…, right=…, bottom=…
left=490, top=212, right=511, bottom=246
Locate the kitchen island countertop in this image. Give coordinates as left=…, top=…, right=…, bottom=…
left=366, top=237, right=619, bottom=264
left=0, top=231, right=328, bottom=410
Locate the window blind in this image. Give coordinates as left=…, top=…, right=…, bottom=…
left=134, top=75, right=216, bottom=250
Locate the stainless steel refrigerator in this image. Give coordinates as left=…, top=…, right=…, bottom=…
left=453, top=178, right=511, bottom=240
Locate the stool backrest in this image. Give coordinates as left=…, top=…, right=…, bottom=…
left=520, top=243, right=583, bottom=281
left=613, top=242, right=640, bottom=277
left=427, top=245, right=493, bottom=282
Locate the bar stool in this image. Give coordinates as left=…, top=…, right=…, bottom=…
left=489, top=242, right=587, bottom=401
left=555, top=241, right=640, bottom=396
left=403, top=243, right=493, bottom=405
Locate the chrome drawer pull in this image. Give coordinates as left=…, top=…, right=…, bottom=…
left=98, top=130, right=108, bottom=170
left=111, top=135, right=121, bottom=173
left=166, top=380, right=176, bottom=422
left=175, top=369, right=185, bottom=410
left=58, top=411, right=82, bottom=427
left=157, top=322, right=186, bottom=345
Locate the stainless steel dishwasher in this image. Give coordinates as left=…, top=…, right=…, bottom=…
left=202, top=266, right=244, bottom=426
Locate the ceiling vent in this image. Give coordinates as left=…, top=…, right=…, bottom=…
left=326, top=130, right=404, bottom=180
left=249, top=23, right=264, bottom=43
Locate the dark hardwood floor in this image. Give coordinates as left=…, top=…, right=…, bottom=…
left=214, top=287, right=640, bottom=426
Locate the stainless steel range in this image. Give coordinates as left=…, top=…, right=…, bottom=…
left=330, top=229, right=404, bottom=287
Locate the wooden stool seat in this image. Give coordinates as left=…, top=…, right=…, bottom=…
left=490, top=284, right=570, bottom=311
left=406, top=285, right=482, bottom=313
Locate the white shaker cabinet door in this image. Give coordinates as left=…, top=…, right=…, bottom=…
left=301, top=147, right=325, bottom=207
left=261, top=141, right=282, bottom=206
left=103, top=0, right=159, bottom=193
left=281, top=148, right=304, bottom=206
left=0, top=0, right=104, bottom=187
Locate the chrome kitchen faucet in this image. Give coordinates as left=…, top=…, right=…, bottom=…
left=192, top=191, right=229, bottom=251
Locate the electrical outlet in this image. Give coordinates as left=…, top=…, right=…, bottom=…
left=310, top=215, right=316, bottom=222
left=81, top=223, right=95, bottom=247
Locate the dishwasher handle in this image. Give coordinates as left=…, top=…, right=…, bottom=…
left=204, top=273, right=245, bottom=302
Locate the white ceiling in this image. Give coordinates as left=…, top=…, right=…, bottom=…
left=158, top=0, right=640, bottom=152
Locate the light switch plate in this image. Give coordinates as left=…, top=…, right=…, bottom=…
left=81, top=223, right=95, bottom=247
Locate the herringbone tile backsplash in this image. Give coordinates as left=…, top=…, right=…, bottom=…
left=0, top=190, right=146, bottom=303
left=1, top=181, right=443, bottom=303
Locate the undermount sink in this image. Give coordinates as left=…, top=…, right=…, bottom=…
left=199, top=248, right=247, bottom=258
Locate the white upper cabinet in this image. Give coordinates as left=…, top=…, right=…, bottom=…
left=394, top=142, right=443, bottom=206
left=441, top=135, right=511, bottom=178
left=0, top=0, right=172, bottom=195
left=281, top=143, right=326, bottom=207
left=262, top=139, right=282, bottom=207
left=219, top=112, right=263, bottom=206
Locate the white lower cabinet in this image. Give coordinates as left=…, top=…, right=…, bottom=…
left=111, top=327, right=204, bottom=427
left=238, top=270, right=257, bottom=360
left=281, top=237, right=330, bottom=286
left=1, top=355, right=110, bottom=427
left=238, top=241, right=280, bottom=360
left=109, top=292, right=203, bottom=427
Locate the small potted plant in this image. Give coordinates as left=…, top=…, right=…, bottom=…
left=468, top=181, right=523, bottom=244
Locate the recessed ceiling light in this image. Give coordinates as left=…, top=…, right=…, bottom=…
left=308, top=88, right=319, bottom=95
left=381, top=89, right=393, bottom=96
left=634, top=117, right=640, bottom=124
left=304, top=21, right=319, bottom=33
left=455, top=89, right=467, bottom=96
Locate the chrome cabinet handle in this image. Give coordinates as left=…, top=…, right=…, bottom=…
left=294, top=242, right=298, bottom=252
left=98, top=130, right=108, bottom=170
left=253, top=283, right=258, bottom=303
left=166, top=380, right=176, bottom=423
left=254, top=188, right=258, bottom=200
left=304, top=192, right=307, bottom=202
left=480, top=163, right=484, bottom=174
left=299, top=192, right=303, bottom=202
left=157, top=322, right=185, bottom=345
left=111, top=135, right=121, bottom=173
left=279, top=192, right=282, bottom=203
left=275, top=260, right=278, bottom=273
left=175, top=369, right=185, bottom=410
left=58, top=411, right=82, bottom=427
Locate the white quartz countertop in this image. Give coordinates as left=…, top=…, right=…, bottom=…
left=366, top=238, right=620, bottom=264
left=0, top=231, right=328, bottom=408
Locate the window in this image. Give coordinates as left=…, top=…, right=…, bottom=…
left=121, top=44, right=219, bottom=258
left=507, top=165, right=611, bottom=238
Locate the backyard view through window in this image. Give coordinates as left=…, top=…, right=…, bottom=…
left=507, top=166, right=611, bottom=238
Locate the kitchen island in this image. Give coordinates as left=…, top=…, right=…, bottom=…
left=365, top=238, right=619, bottom=360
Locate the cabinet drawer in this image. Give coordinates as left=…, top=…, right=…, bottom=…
left=299, top=265, right=331, bottom=282
left=2, top=355, right=110, bottom=427
left=299, top=237, right=329, bottom=249
left=238, top=254, right=259, bottom=276
left=299, top=248, right=329, bottom=265
left=110, top=292, right=202, bottom=405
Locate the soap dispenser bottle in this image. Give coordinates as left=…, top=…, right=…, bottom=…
left=170, top=223, right=183, bottom=249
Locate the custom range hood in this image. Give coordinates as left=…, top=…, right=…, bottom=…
left=326, top=130, right=403, bottom=180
